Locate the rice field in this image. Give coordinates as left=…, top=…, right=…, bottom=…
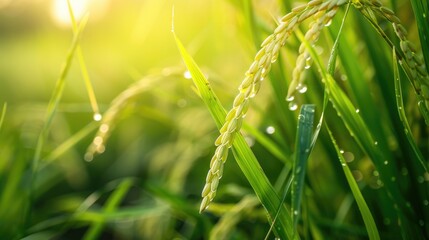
left=0, top=0, right=428, bottom=239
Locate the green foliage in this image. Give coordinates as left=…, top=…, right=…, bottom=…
left=0, top=0, right=428, bottom=239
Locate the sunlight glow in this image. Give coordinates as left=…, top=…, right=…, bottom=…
left=51, top=0, right=110, bottom=27
left=51, top=0, right=88, bottom=26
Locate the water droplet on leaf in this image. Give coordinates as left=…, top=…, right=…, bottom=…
left=266, top=126, right=275, bottom=134
left=93, top=113, right=102, bottom=122
left=289, top=102, right=298, bottom=111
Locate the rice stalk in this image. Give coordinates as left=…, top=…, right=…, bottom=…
left=85, top=69, right=182, bottom=161
left=287, top=6, right=339, bottom=98
left=356, top=0, right=429, bottom=120
left=200, top=0, right=348, bottom=213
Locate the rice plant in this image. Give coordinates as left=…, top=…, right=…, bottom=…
left=0, top=0, right=428, bottom=239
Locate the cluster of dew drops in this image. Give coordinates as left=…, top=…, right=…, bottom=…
left=286, top=83, right=308, bottom=111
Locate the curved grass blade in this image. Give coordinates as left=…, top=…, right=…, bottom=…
left=173, top=31, right=297, bottom=240
left=325, top=125, right=380, bottom=240
left=242, top=123, right=290, bottom=164
left=393, top=48, right=428, bottom=172
left=27, top=14, right=89, bottom=230
left=32, top=15, right=89, bottom=172
left=295, top=25, right=414, bottom=238
left=83, top=178, right=134, bottom=240
left=357, top=7, right=429, bottom=124
left=291, top=104, right=315, bottom=232
left=209, top=195, right=259, bottom=240
left=0, top=103, right=6, bottom=134
left=43, top=121, right=99, bottom=164
left=409, top=0, right=429, bottom=71
left=67, top=0, right=100, bottom=117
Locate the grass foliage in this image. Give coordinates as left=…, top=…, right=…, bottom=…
left=0, top=0, right=428, bottom=239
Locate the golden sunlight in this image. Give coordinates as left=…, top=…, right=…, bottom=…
left=51, top=0, right=110, bottom=27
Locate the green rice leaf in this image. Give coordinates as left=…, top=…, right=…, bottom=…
left=0, top=103, right=6, bottom=134
left=392, top=48, right=428, bottom=172
left=291, top=104, right=315, bottom=231
left=67, top=0, right=100, bottom=116
left=409, top=0, right=429, bottom=71
left=242, top=123, right=290, bottom=164
left=33, top=14, right=89, bottom=171
left=44, top=121, right=99, bottom=164
left=296, top=26, right=413, bottom=239
left=83, top=178, right=134, bottom=240
left=173, top=31, right=297, bottom=240
left=325, top=125, right=380, bottom=240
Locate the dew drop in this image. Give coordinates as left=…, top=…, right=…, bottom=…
left=374, top=141, right=378, bottom=146
left=352, top=170, right=363, bottom=181
left=298, top=114, right=305, bottom=121
left=344, top=152, right=355, bottom=162
left=423, top=13, right=427, bottom=18
left=341, top=163, right=347, bottom=167
left=297, top=84, right=308, bottom=94
left=293, top=210, right=299, bottom=215
left=84, top=153, right=94, bottom=162
left=355, top=109, right=360, bottom=113
left=93, top=113, right=102, bottom=122
left=384, top=160, right=389, bottom=165
left=340, top=149, right=344, bottom=154
left=423, top=200, right=429, bottom=206
left=100, top=124, right=109, bottom=133
left=289, top=102, right=298, bottom=111
left=93, top=136, right=103, bottom=146
left=245, top=136, right=255, bottom=147
left=266, top=126, right=276, bottom=134
left=341, top=74, right=348, bottom=81
left=296, top=167, right=301, bottom=174
left=391, top=176, right=396, bottom=182
left=373, top=170, right=379, bottom=176
left=286, top=95, right=295, bottom=102
left=183, top=70, right=192, bottom=79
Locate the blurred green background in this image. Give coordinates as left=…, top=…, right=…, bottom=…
left=0, top=0, right=427, bottom=239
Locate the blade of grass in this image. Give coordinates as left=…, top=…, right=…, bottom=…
left=32, top=15, right=89, bottom=173
left=173, top=30, right=297, bottom=239
left=295, top=25, right=415, bottom=238
left=325, top=124, right=380, bottom=240
left=27, top=15, right=89, bottom=231
left=393, top=48, right=428, bottom=172
left=83, top=178, right=133, bottom=240
left=299, top=22, right=424, bottom=237
left=0, top=103, right=6, bottom=134
left=242, top=123, right=290, bottom=164
left=291, top=104, right=315, bottom=232
left=209, top=195, right=259, bottom=240
left=27, top=205, right=168, bottom=234
left=67, top=0, right=100, bottom=118
left=409, top=0, right=429, bottom=71
left=43, top=121, right=99, bottom=164
left=358, top=7, right=429, bottom=124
